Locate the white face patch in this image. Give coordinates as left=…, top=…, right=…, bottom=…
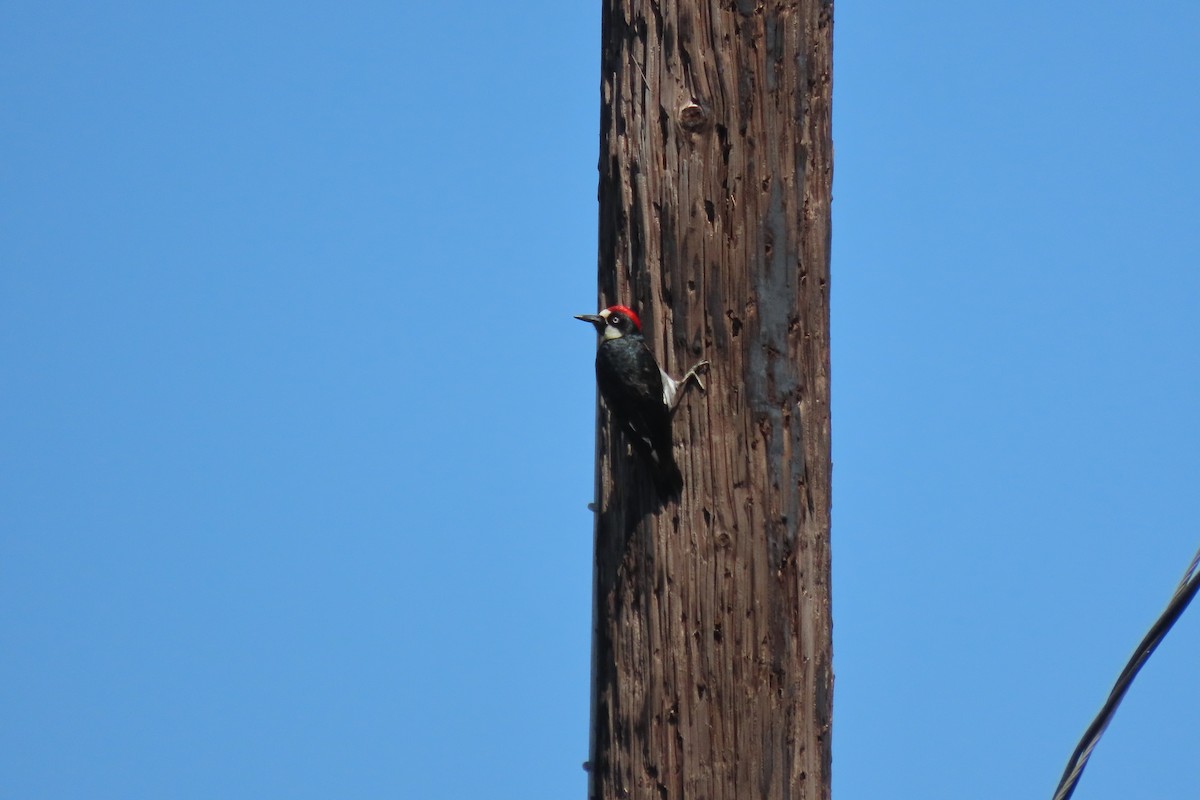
left=598, top=308, right=624, bottom=340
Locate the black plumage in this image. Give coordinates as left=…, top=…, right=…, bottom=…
left=577, top=306, right=683, bottom=498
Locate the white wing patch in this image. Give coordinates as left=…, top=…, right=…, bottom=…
left=660, top=369, right=679, bottom=407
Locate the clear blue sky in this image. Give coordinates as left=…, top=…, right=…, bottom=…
left=2, top=2, right=1197, bottom=798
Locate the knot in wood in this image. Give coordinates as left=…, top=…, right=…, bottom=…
left=678, top=102, right=710, bottom=133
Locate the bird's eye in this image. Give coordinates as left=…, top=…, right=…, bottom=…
left=611, top=315, right=623, bottom=326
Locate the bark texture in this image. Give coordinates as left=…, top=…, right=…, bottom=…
left=589, top=1, right=833, bottom=799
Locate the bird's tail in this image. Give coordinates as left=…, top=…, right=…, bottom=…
left=652, top=450, right=684, bottom=499
left=631, top=435, right=682, bottom=499
left=622, top=426, right=684, bottom=499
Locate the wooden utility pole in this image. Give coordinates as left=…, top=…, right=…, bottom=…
left=588, top=2, right=833, bottom=799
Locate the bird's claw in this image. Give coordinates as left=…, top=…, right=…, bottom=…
left=668, top=360, right=711, bottom=411
left=681, top=360, right=710, bottom=393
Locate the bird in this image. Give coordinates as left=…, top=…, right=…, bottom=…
left=576, top=305, right=708, bottom=498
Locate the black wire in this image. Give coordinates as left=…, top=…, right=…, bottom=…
left=1051, top=546, right=1200, bottom=800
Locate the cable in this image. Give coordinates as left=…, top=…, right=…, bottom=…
left=1051, top=544, right=1200, bottom=800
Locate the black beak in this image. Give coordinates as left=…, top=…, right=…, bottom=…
left=575, top=313, right=604, bottom=327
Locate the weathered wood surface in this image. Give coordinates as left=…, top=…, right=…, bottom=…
left=589, top=1, right=833, bottom=799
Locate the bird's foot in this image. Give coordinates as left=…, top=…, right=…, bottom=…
left=680, top=360, right=710, bottom=392
left=669, top=360, right=711, bottom=410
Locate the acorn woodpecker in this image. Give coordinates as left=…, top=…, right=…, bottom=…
left=576, top=305, right=708, bottom=497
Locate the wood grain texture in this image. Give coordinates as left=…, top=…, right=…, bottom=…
left=589, top=1, right=833, bottom=799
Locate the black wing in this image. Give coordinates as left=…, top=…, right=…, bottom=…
left=595, top=338, right=682, bottom=496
